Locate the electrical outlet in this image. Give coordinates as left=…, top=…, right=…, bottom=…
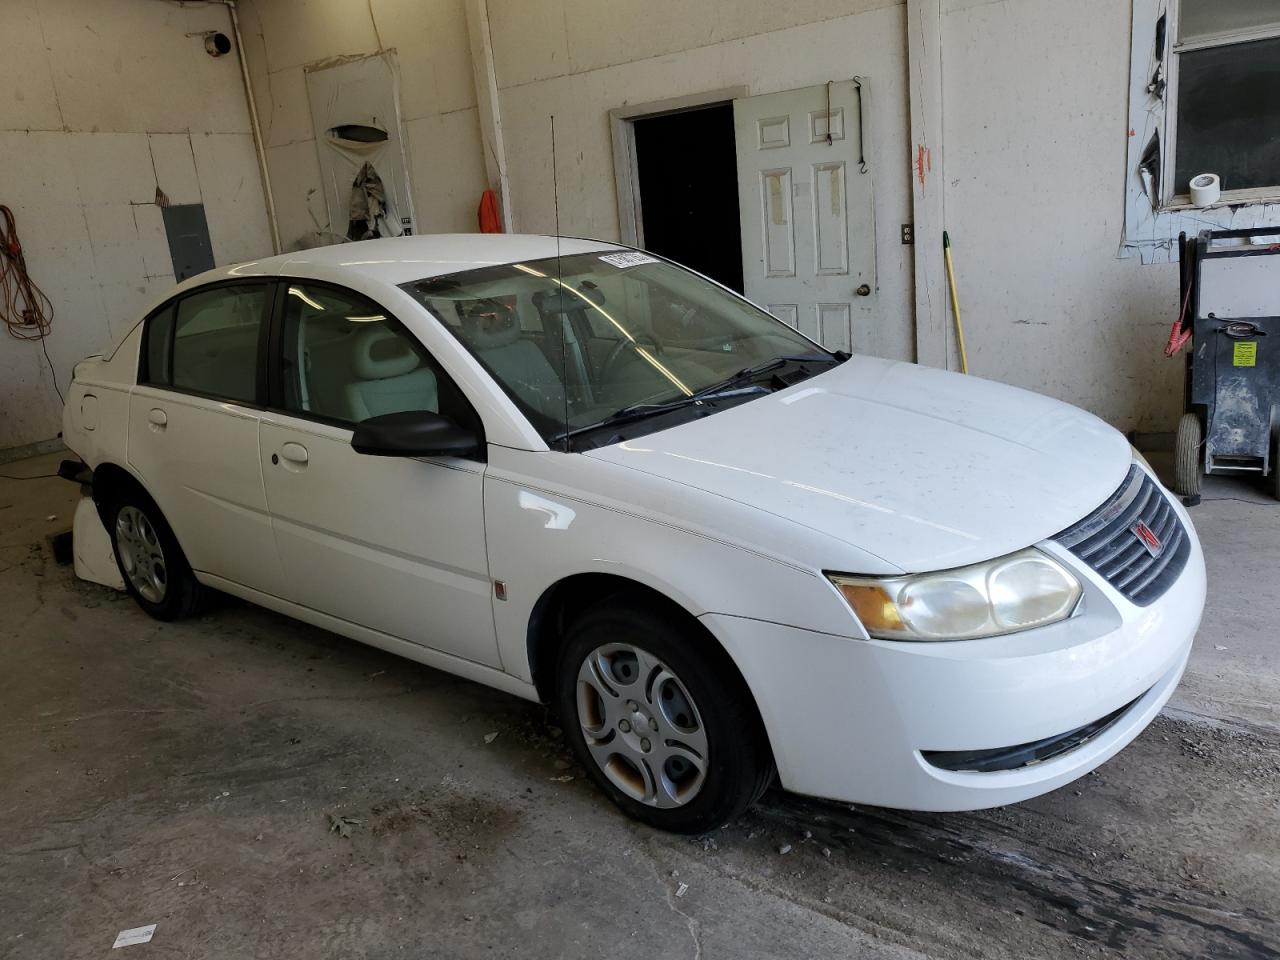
left=901, top=223, right=914, bottom=245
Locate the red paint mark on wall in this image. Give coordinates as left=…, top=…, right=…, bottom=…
left=1128, top=127, right=1136, bottom=137
left=915, top=145, right=934, bottom=185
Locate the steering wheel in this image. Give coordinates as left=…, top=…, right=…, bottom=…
left=600, top=331, right=664, bottom=383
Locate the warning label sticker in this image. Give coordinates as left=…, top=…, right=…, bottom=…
left=599, top=252, right=659, bottom=268
left=1233, top=341, right=1258, bottom=367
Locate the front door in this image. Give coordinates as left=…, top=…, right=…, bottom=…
left=734, top=80, right=875, bottom=352
left=258, top=281, right=499, bottom=667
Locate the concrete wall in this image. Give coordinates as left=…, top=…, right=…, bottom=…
left=0, top=0, right=272, bottom=452
left=0, top=0, right=1207, bottom=457
left=941, top=0, right=1181, bottom=430
left=488, top=0, right=914, bottom=364
left=238, top=0, right=1199, bottom=432
left=239, top=0, right=914, bottom=362
left=235, top=0, right=489, bottom=248
left=12, top=0, right=1210, bottom=446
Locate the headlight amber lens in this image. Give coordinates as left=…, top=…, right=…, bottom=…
left=836, top=583, right=905, bottom=634
left=829, top=548, right=1082, bottom=641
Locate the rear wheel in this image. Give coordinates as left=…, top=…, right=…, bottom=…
left=107, top=489, right=205, bottom=620
left=1174, top=411, right=1203, bottom=497
left=555, top=598, right=774, bottom=833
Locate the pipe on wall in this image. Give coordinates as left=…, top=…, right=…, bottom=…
left=156, top=0, right=281, bottom=253
left=218, top=0, right=282, bottom=254
left=465, top=0, right=514, bottom=232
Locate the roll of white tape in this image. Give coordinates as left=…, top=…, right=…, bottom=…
left=1190, top=173, right=1221, bottom=207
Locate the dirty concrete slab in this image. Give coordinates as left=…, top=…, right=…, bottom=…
left=1147, top=451, right=1280, bottom=733
left=1, top=453, right=1278, bottom=959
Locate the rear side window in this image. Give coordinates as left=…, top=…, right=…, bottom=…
left=170, top=285, right=268, bottom=404
left=141, top=305, right=174, bottom=385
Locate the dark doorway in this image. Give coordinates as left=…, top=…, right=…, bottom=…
left=632, top=104, right=743, bottom=293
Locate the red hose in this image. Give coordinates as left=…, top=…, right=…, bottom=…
left=1164, top=274, right=1193, bottom=358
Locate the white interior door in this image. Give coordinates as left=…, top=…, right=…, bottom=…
left=734, top=81, right=875, bottom=352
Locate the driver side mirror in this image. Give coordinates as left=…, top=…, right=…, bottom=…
left=350, top=410, right=481, bottom=459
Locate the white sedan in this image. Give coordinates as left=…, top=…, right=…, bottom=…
left=62, top=234, right=1205, bottom=833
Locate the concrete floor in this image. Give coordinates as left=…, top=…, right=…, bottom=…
left=2, top=450, right=1278, bottom=959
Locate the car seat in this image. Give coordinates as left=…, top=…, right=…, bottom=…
left=461, top=301, right=565, bottom=419
left=343, top=326, right=438, bottom=422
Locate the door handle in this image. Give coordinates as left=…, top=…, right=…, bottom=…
left=147, top=408, right=167, bottom=430
left=279, top=442, right=309, bottom=465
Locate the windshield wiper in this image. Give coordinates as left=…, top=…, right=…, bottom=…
left=688, top=352, right=838, bottom=400
left=555, top=352, right=841, bottom=445
left=557, top=385, right=767, bottom=442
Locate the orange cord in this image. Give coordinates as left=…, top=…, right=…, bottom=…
left=1, top=204, right=54, bottom=340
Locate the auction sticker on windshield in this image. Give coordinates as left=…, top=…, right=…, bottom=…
left=599, top=252, right=659, bottom=268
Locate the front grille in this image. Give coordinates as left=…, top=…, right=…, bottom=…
left=1053, top=465, right=1189, bottom=606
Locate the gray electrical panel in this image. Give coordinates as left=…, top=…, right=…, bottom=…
left=161, top=204, right=215, bottom=282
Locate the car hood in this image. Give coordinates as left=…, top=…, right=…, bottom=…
left=585, top=355, right=1132, bottom=572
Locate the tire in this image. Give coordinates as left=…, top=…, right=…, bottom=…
left=1272, top=423, right=1280, bottom=502
left=106, top=487, right=205, bottom=621
left=1174, top=411, right=1203, bottom=497
left=555, top=597, right=775, bottom=834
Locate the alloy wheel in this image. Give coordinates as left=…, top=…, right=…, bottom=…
left=115, top=505, right=168, bottom=603
left=575, top=643, right=708, bottom=808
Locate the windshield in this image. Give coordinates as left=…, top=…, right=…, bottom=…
left=400, top=250, right=836, bottom=447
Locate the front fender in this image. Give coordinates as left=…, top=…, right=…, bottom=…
left=482, top=446, right=864, bottom=682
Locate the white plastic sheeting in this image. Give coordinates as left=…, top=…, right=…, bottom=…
left=305, top=53, right=416, bottom=243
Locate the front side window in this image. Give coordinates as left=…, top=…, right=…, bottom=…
left=279, top=282, right=474, bottom=430
left=401, top=252, right=838, bottom=448
left=147, top=284, right=269, bottom=403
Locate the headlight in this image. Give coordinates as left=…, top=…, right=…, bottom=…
left=828, top=548, right=1082, bottom=641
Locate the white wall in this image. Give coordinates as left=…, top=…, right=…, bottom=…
left=487, top=0, right=914, bottom=364
left=1, top=0, right=1207, bottom=453
left=0, top=0, right=272, bottom=452
left=239, top=0, right=913, bottom=363
left=236, top=0, right=489, bottom=247
left=233, top=0, right=1222, bottom=433
left=941, top=0, right=1181, bottom=430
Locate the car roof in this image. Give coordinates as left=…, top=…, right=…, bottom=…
left=185, top=234, right=626, bottom=289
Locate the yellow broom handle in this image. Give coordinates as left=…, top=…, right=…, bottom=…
left=943, top=230, right=968, bottom=374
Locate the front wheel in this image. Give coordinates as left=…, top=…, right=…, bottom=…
left=555, top=599, right=774, bottom=833
left=107, top=490, right=205, bottom=621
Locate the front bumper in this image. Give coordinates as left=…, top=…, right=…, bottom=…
left=702, top=500, right=1206, bottom=812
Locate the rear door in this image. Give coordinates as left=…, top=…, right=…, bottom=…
left=734, top=80, right=875, bottom=351
left=258, top=280, right=500, bottom=667
left=127, top=281, right=286, bottom=596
